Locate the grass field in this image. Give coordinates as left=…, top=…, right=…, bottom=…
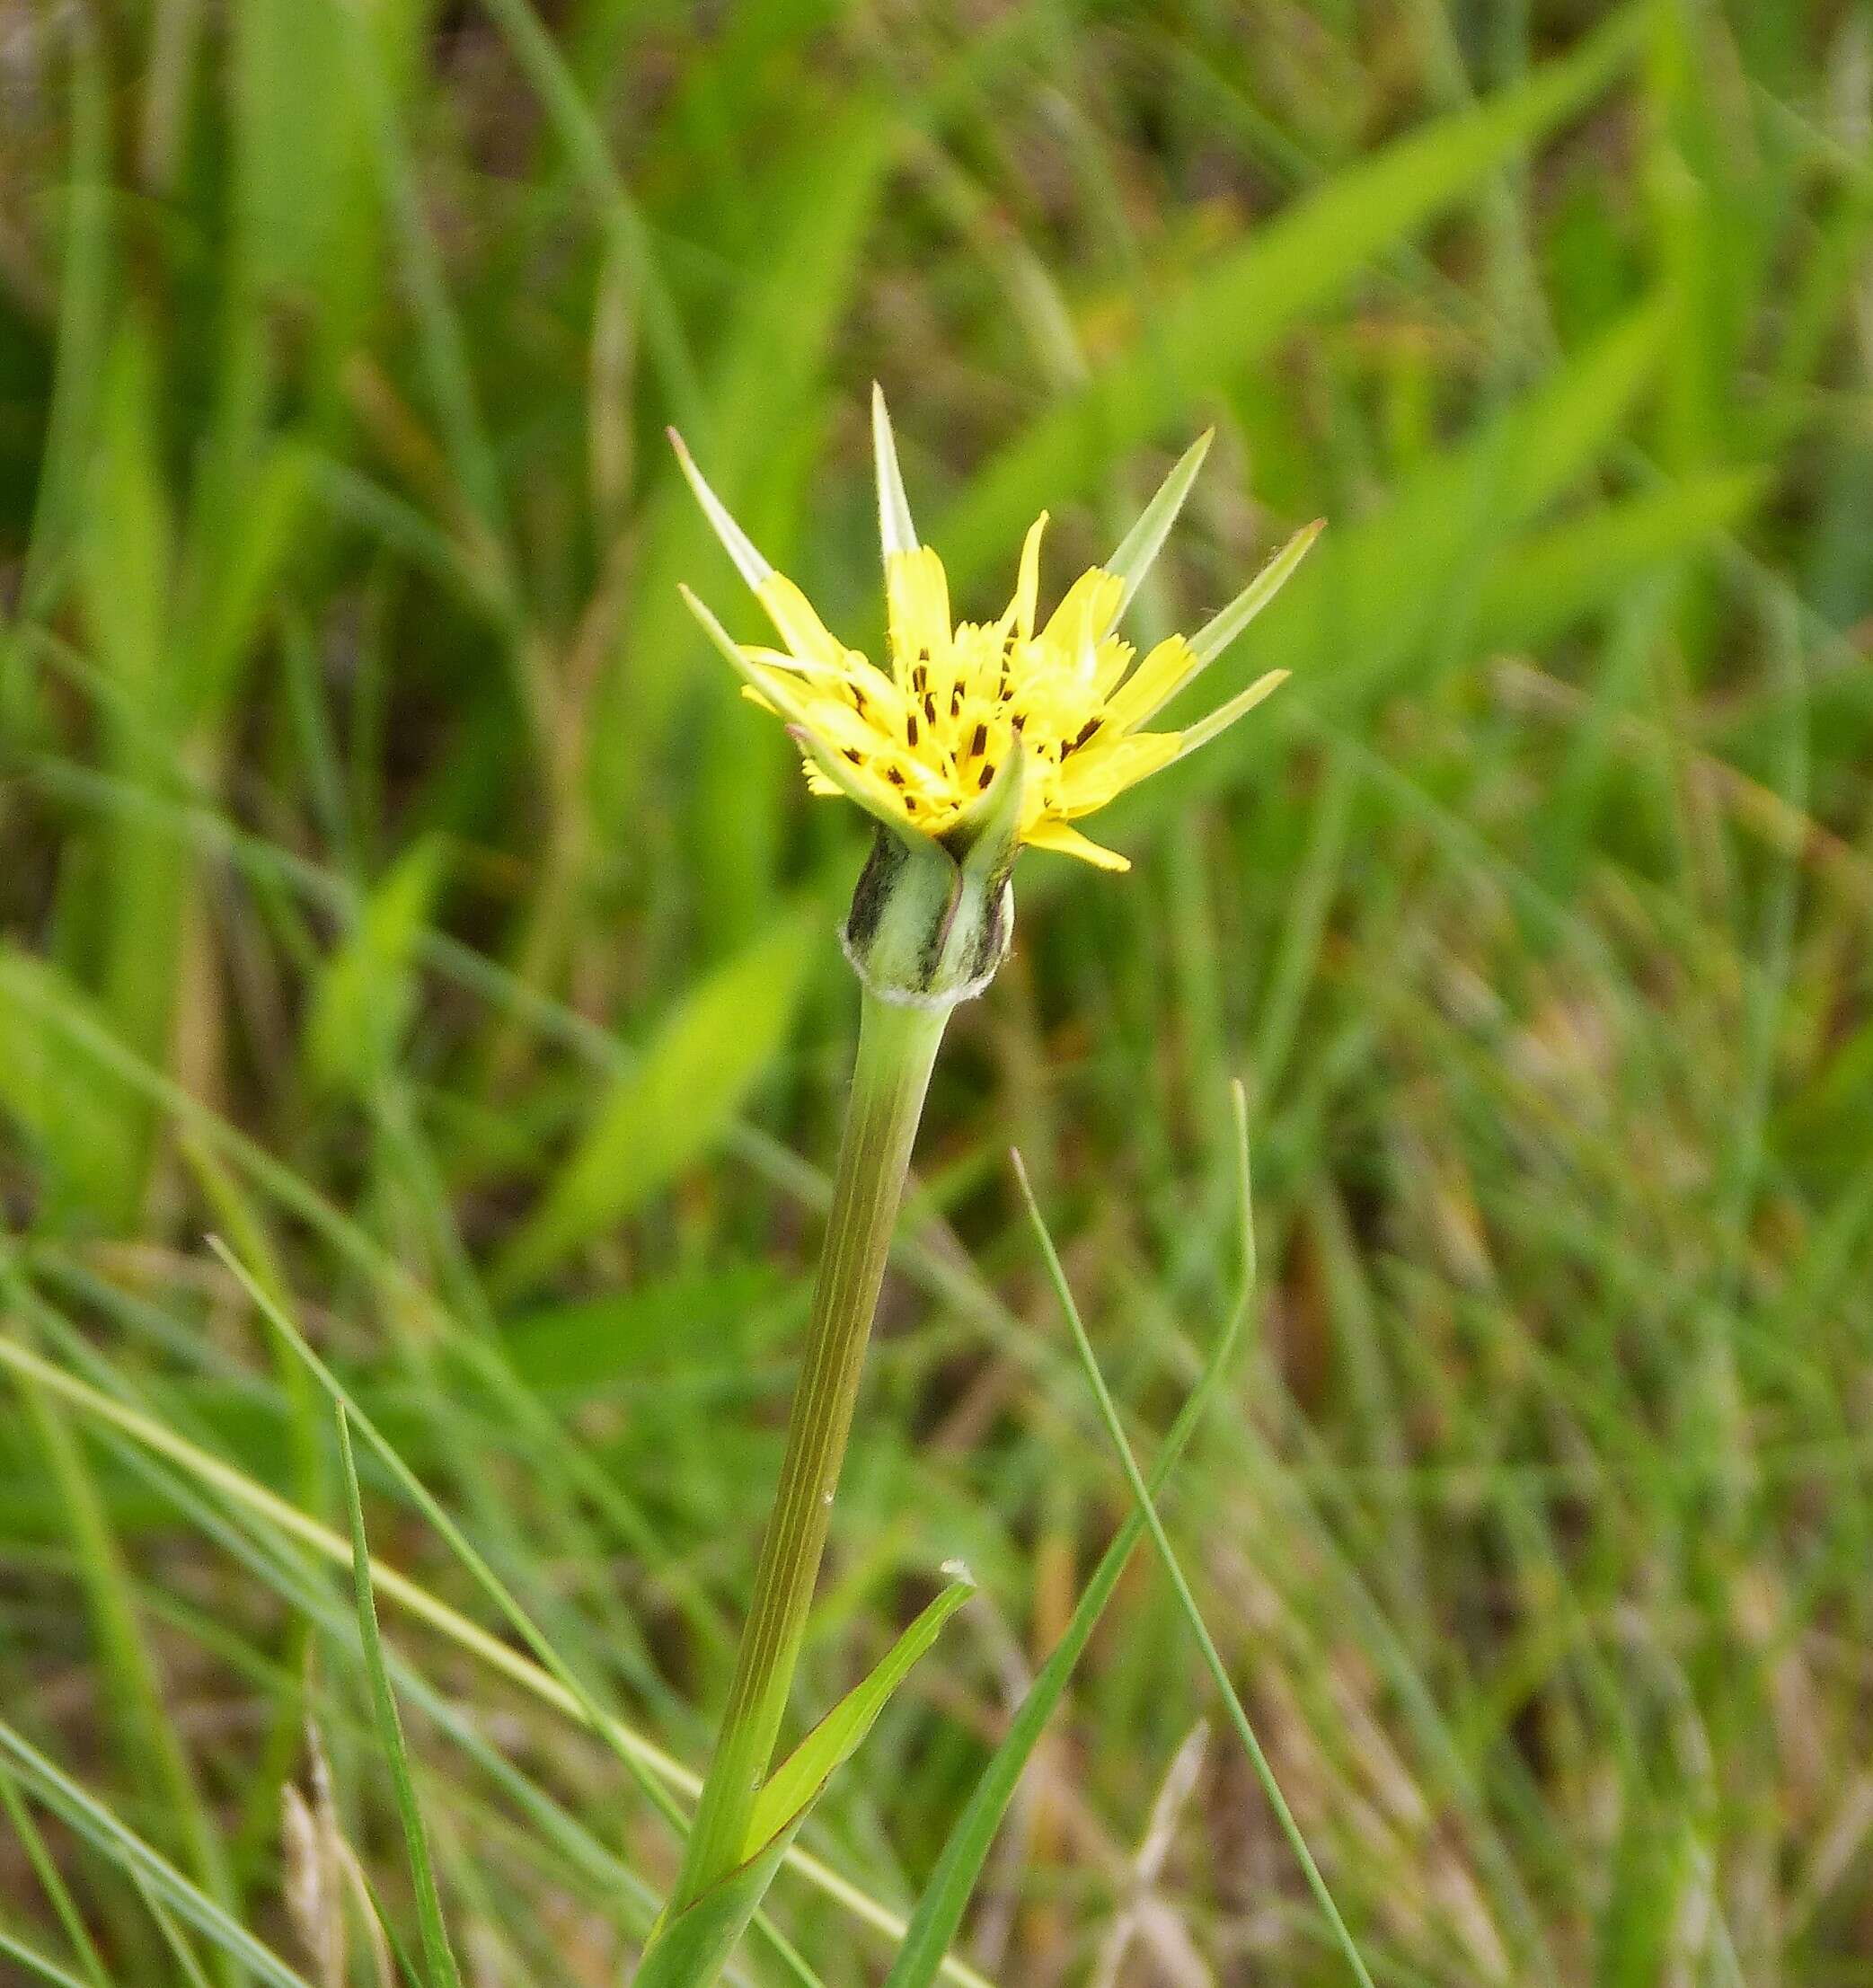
left=3, top=2, right=1872, bottom=1983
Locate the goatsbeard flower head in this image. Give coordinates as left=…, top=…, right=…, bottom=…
left=672, top=389, right=1320, bottom=1006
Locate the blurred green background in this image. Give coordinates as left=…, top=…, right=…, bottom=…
left=2, top=1, right=1871, bottom=1983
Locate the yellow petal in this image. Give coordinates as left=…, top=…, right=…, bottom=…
left=1040, top=568, right=1124, bottom=663
left=755, top=573, right=845, bottom=669
left=886, top=547, right=951, bottom=673
left=788, top=725, right=918, bottom=832
left=1100, top=633, right=1197, bottom=732
left=1091, top=635, right=1135, bottom=699
left=1058, top=731, right=1181, bottom=812
left=1023, top=817, right=1131, bottom=870
left=1005, top=513, right=1047, bottom=641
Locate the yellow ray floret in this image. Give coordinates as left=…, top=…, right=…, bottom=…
left=669, top=393, right=1320, bottom=872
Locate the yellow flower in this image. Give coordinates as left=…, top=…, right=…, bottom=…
left=672, top=389, right=1320, bottom=872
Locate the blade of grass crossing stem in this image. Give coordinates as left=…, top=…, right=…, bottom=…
left=745, top=1577, right=975, bottom=1856
left=1012, top=1145, right=1378, bottom=1988
left=636, top=1581, right=975, bottom=1988
left=300, top=1265, right=814, bottom=1988
left=84, top=1403, right=822, bottom=1988
left=881, top=1084, right=1258, bottom=1988
left=334, top=1407, right=466, bottom=1988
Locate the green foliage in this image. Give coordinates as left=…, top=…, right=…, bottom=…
left=492, top=910, right=817, bottom=1294
left=335, top=1407, right=468, bottom=1988
left=636, top=1578, right=973, bottom=1988
left=1, top=4, right=1867, bottom=1986
left=304, top=835, right=449, bottom=1093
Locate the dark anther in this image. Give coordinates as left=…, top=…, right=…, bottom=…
left=977, top=763, right=995, bottom=790
left=1065, top=718, right=1100, bottom=755
left=906, top=713, right=920, bottom=746
left=969, top=722, right=988, bottom=756
left=887, top=766, right=906, bottom=786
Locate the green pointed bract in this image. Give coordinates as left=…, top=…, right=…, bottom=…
left=872, top=384, right=919, bottom=559
left=1106, top=429, right=1213, bottom=616
left=1187, top=517, right=1324, bottom=668
left=634, top=1572, right=975, bottom=1988
left=668, top=428, right=773, bottom=587
left=842, top=751, right=1024, bottom=1008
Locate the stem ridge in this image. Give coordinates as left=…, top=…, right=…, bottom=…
left=669, top=991, right=948, bottom=1909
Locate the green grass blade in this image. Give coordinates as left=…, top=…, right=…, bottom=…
left=1045, top=295, right=1674, bottom=874
left=0, top=951, right=144, bottom=1225
left=1012, top=1148, right=1377, bottom=1988
left=0, top=1717, right=312, bottom=1988
left=0, top=1926, right=100, bottom=1988
left=934, top=6, right=1648, bottom=591
left=209, top=1241, right=694, bottom=1837
left=880, top=1085, right=1259, bottom=1988
left=135, top=1876, right=220, bottom=1988
left=1471, top=470, right=1770, bottom=649
left=747, top=1574, right=975, bottom=1855
left=0, top=1758, right=113, bottom=1988
left=302, top=837, right=447, bottom=1094
left=636, top=1576, right=973, bottom=1988
left=333, top=1407, right=467, bottom=1988
left=492, top=910, right=815, bottom=1293
left=473, top=0, right=698, bottom=426
left=8, top=1339, right=239, bottom=1986
left=10, top=3, right=109, bottom=637
left=0, top=1333, right=985, bottom=1986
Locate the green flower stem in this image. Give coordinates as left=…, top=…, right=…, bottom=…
left=671, top=988, right=950, bottom=1910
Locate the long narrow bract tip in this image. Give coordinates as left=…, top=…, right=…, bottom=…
left=871, top=384, right=920, bottom=561
left=1188, top=520, right=1321, bottom=667
left=1107, top=429, right=1215, bottom=616
left=670, top=435, right=773, bottom=588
